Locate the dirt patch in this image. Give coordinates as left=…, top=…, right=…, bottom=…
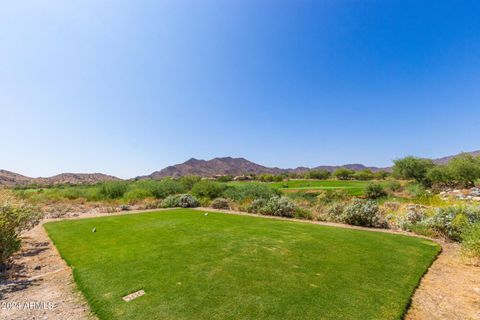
left=0, top=224, right=94, bottom=320
left=406, top=242, right=480, bottom=320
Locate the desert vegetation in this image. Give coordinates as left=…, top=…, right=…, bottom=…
left=7, top=153, right=480, bottom=264
left=0, top=190, right=42, bottom=267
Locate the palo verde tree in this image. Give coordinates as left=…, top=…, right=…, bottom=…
left=392, top=156, right=434, bottom=186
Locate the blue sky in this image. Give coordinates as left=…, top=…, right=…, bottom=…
left=1, top=1, right=479, bottom=178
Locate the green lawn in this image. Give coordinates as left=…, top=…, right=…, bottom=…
left=270, top=180, right=384, bottom=195
left=45, top=209, right=439, bottom=320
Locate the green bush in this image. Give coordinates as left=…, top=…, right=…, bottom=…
left=149, top=179, right=185, bottom=199
left=422, top=206, right=480, bottom=241
left=365, top=183, right=387, bottom=199
left=354, top=170, right=374, bottom=181
left=385, top=180, right=402, bottom=192
left=293, top=208, right=313, bottom=220
left=406, top=182, right=427, bottom=198
left=461, top=222, right=480, bottom=262
left=216, top=175, right=233, bottom=183
left=224, top=184, right=279, bottom=201
left=98, top=181, right=129, bottom=199
left=316, top=190, right=349, bottom=205
left=247, top=199, right=268, bottom=213
left=191, top=181, right=226, bottom=200
left=333, top=168, right=355, bottom=180
left=178, top=176, right=202, bottom=190
left=341, top=199, right=384, bottom=227
left=315, top=202, right=347, bottom=222
left=162, top=194, right=199, bottom=208
left=210, top=198, right=230, bottom=210
left=124, top=188, right=154, bottom=202
left=392, top=156, right=434, bottom=185
left=304, top=170, right=330, bottom=180
left=0, top=191, right=43, bottom=265
left=260, top=196, right=297, bottom=217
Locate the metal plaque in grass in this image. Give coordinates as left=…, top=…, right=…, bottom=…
left=122, top=290, right=145, bottom=302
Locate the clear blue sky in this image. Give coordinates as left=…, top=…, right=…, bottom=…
left=1, top=1, right=480, bottom=178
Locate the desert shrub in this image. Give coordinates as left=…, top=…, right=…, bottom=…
left=422, top=206, right=480, bottom=241
left=365, top=183, right=387, bottom=199
left=354, top=170, right=374, bottom=181
left=406, top=182, right=427, bottom=198
left=315, top=202, right=347, bottom=222
left=257, top=174, right=283, bottom=182
left=305, top=170, right=330, bottom=180
left=247, top=199, right=268, bottom=213
left=149, top=179, right=185, bottom=199
left=141, top=199, right=163, bottom=209
left=162, top=194, right=199, bottom=208
left=293, top=208, right=313, bottom=220
left=461, top=222, right=480, bottom=263
left=447, top=154, right=480, bottom=187
left=216, top=175, right=233, bottom=183
left=286, top=192, right=318, bottom=205
left=333, top=168, right=355, bottom=180
left=124, top=188, right=153, bottom=203
left=316, top=190, right=349, bottom=205
left=191, top=181, right=226, bottom=200
left=341, top=199, right=384, bottom=227
left=260, top=196, right=296, bottom=217
left=178, top=176, right=202, bottom=190
left=61, top=187, right=90, bottom=200
left=224, top=184, right=279, bottom=201
left=211, top=198, right=230, bottom=210
left=405, top=205, right=427, bottom=224
left=98, top=181, right=129, bottom=199
left=0, top=191, right=43, bottom=265
left=383, top=201, right=401, bottom=212
left=385, top=180, right=402, bottom=193
left=374, top=170, right=390, bottom=180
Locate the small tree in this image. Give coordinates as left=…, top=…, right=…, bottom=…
left=305, top=169, right=331, bottom=180
left=447, top=154, right=480, bottom=187
left=373, top=170, right=390, bottom=180
left=392, top=156, right=434, bottom=185
left=333, top=168, right=355, bottom=180
left=354, top=170, right=374, bottom=181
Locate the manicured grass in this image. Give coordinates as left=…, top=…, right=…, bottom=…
left=45, top=209, right=439, bottom=320
left=270, top=180, right=385, bottom=195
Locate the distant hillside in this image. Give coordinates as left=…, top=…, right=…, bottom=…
left=146, top=157, right=284, bottom=179
left=142, top=157, right=385, bottom=179
left=0, top=171, right=119, bottom=187
left=0, top=170, right=34, bottom=187
left=2, top=150, right=479, bottom=185
left=433, top=150, right=480, bottom=165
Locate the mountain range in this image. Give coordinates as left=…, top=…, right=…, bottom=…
left=0, top=171, right=119, bottom=187
left=142, top=157, right=385, bottom=179
left=1, top=150, right=479, bottom=186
